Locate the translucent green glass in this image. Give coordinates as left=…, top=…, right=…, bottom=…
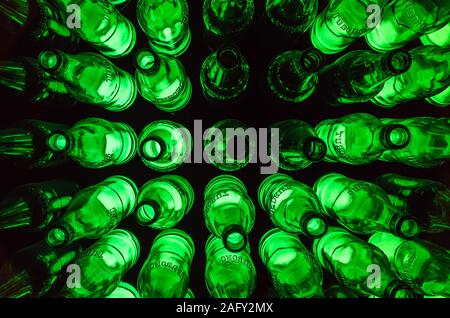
left=420, top=23, right=450, bottom=47
left=137, top=0, right=191, bottom=56
left=39, top=50, right=137, bottom=111
left=205, top=235, right=256, bottom=298
left=426, top=84, right=450, bottom=107
left=135, top=49, right=191, bottom=112
left=258, top=174, right=328, bottom=238
left=46, top=176, right=137, bottom=247
left=63, top=229, right=140, bottom=298
left=184, top=288, right=194, bottom=298
left=135, top=175, right=194, bottom=229
left=314, top=172, right=420, bottom=238
left=259, top=228, right=324, bottom=298
left=266, top=0, right=317, bottom=35
left=325, top=285, right=359, bottom=298
left=204, top=175, right=255, bottom=252
left=138, top=229, right=194, bottom=298
left=106, top=282, right=140, bottom=298
left=315, top=113, right=411, bottom=164
left=369, top=232, right=450, bottom=297
left=138, top=120, right=192, bottom=172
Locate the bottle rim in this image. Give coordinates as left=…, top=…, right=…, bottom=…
left=300, top=211, right=328, bottom=239
left=384, top=50, right=412, bottom=75
left=299, top=48, right=326, bottom=73
left=134, top=48, right=161, bottom=74
left=139, top=136, right=166, bottom=161
left=222, top=224, right=247, bottom=252
left=391, top=214, right=420, bottom=239
left=381, top=124, right=411, bottom=150
left=47, top=130, right=70, bottom=153
left=216, top=44, right=242, bottom=70
left=46, top=225, right=70, bottom=247
left=38, top=50, right=64, bottom=72
left=301, top=137, right=327, bottom=162
left=135, top=199, right=161, bottom=226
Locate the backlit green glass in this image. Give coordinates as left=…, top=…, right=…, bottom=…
left=39, top=50, right=137, bottom=111
left=205, top=235, right=256, bottom=298
left=426, top=84, right=450, bottom=107
left=46, top=176, right=137, bottom=247
left=184, top=288, right=195, bottom=298
left=369, top=232, right=450, bottom=297
left=138, top=229, right=195, bottom=298
left=135, top=49, right=191, bottom=112
left=259, top=228, right=324, bottom=298
left=204, top=175, right=255, bottom=252
left=315, top=113, right=411, bottom=164
left=138, top=120, right=192, bottom=172
left=266, top=0, right=317, bottom=36
left=314, top=172, right=420, bottom=238
left=325, top=285, right=359, bottom=298
left=259, top=174, right=328, bottom=238
left=106, top=282, right=140, bottom=298
left=420, top=23, right=450, bottom=47
left=135, top=175, right=194, bottom=229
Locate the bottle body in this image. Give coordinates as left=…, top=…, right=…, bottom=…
left=420, top=23, right=450, bottom=47
left=105, top=282, right=140, bottom=298
left=426, top=84, right=450, bottom=107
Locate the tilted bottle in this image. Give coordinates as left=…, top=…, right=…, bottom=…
left=200, top=45, right=249, bottom=102
left=315, top=113, right=411, bottom=165
left=369, top=232, right=450, bottom=297
left=259, top=228, right=324, bottom=298
left=45, top=176, right=137, bottom=247
left=266, top=0, right=317, bottom=36
left=420, top=23, right=450, bottom=47
left=38, top=50, right=137, bottom=112
left=138, top=229, right=194, bottom=298
left=0, top=179, right=79, bottom=232
left=205, top=235, right=256, bottom=298
left=138, top=120, right=192, bottom=172
left=105, top=282, right=140, bottom=298
left=314, top=173, right=420, bottom=238
left=137, top=0, right=191, bottom=56
left=62, top=229, right=140, bottom=298
left=375, top=173, right=449, bottom=233
left=258, top=174, right=328, bottom=238
left=426, top=85, right=450, bottom=107
left=135, top=175, right=194, bottom=229
left=204, top=175, right=255, bottom=252
left=134, top=49, right=191, bottom=112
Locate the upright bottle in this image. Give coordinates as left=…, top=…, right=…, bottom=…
left=316, top=50, right=412, bottom=105
left=259, top=174, right=328, bottom=238
left=372, top=46, right=450, bottom=107
left=310, top=0, right=388, bottom=54
left=62, top=229, right=140, bottom=298
left=135, top=175, right=194, bottom=229
left=138, top=120, right=192, bottom=172
left=266, top=0, right=317, bottom=36
left=0, top=179, right=79, bottom=232
left=369, top=232, right=450, bottom=297
left=134, top=49, right=191, bottom=112
left=259, top=228, right=324, bottom=298
left=137, top=0, right=191, bottom=56
left=426, top=85, right=450, bottom=107
left=378, top=117, right=450, bottom=168
left=365, top=0, right=450, bottom=52
left=105, top=282, right=140, bottom=298
left=200, top=45, right=249, bottom=102
left=313, top=227, right=416, bottom=298
left=52, top=0, right=136, bottom=58
left=315, top=113, right=411, bottom=165
left=138, top=229, right=194, bottom=298
left=38, top=50, right=137, bottom=112
left=46, top=176, right=137, bottom=247
left=205, top=235, right=256, bottom=298
left=421, top=23, right=450, bottom=47
left=204, top=175, right=255, bottom=252
left=314, top=173, right=420, bottom=238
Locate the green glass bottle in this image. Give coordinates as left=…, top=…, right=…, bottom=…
left=426, top=84, right=450, bottom=107
left=271, top=120, right=326, bottom=170
left=184, top=288, right=194, bottom=298
left=375, top=173, right=450, bottom=233
left=266, top=0, right=317, bottom=36
left=258, top=174, right=328, bottom=238
left=135, top=175, right=194, bottom=229
left=46, top=176, right=137, bottom=247
left=0, top=241, right=80, bottom=298
left=379, top=117, right=450, bottom=168
left=310, top=0, right=388, bottom=54
left=47, top=117, right=138, bottom=169
left=205, top=235, right=256, bottom=298
left=0, top=179, right=78, bottom=232
left=38, top=50, right=136, bottom=112
left=314, top=173, right=420, bottom=238
left=372, top=46, right=450, bottom=107
left=204, top=175, right=255, bottom=252
left=137, top=0, right=191, bottom=56
left=316, top=50, right=412, bottom=105
left=200, top=45, right=249, bottom=102
left=138, top=229, right=194, bottom=298
left=106, top=282, right=140, bottom=298
left=315, top=113, right=411, bottom=165
left=313, top=227, right=416, bottom=298
left=259, top=228, right=324, bottom=298
left=325, top=285, right=359, bottom=298
left=421, top=23, right=450, bottom=47
left=62, top=229, right=140, bottom=298
left=138, top=120, right=192, bottom=172
left=52, top=0, right=136, bottom=58
left=0, top=119, right=69, bottom=169
left=369, top=232, right=450, bottom=297
left=134, top=49, right=192, bottom=112
left=365, top=0, right=450, bottom=52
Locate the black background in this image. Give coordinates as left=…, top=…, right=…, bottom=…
left=0, top=0, right=448, bottom=298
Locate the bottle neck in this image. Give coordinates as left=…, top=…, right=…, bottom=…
left=298, top=136, right=327, bottom=162
left=135, top=49, right=162, bottom=77
left=295, top=48, right=325, bottom=75
left=46, top=223, right=75, bottom=247
left=0, top=266, right=33, bottom=298
left=0, top=196, right=31, bottom=230
left=222, top=224, right=247, bottom=252
left=379, top=124, right=411, bottom=151
left=139, top=136, right=166, bottom=161
left=38, top=50, right=67, bottom=77
left=135, top=200, right=161, bottom=226
left=206, top=45, right=245, bottom=88
left=380, top=50, right=412, bottom=79
left=0, top=60, right=27, bottom=93
left=0, top=127, right=35, bottom=158
left=389, top=213, right=420, bottom=239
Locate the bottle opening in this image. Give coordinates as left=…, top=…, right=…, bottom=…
left=306, top=217, right=327, bottom=238
left=46, top=227, right=67, bottom=247
left=140, top=137, right=165, bottom=161
left=299, top=48, right=326, bottom=73
left=386, top=51, right=412, bottom=74
left=398, top=218, right=420, bottom=239
left=38, top=51, right=60, bottom=71
left=217, top=46, right=240, bottom=69
left=302, top=137, right=327, bottom=162
left=136, top=202, right=160, bottom=225
left=222, top=225, right=247, bottom=252
left=136, top=50, right=158, bottom=71
left=48, top=132, right=68, bottom=152
left=383, top=125, right=411, bottom=149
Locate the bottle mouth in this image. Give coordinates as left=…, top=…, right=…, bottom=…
left=222, top=224, right=247, bottom=252
left=301, top=212, right=328, bottom=238
left=217, top=45, right=241, bottom=69
left=139, top=136, right=165, bottom=161
left=384, top=50, right=412, bottom=75
left=302, top=137, right=327, bottom=162
left=381, top=124, right=411, bottom=150
left=46, top=226, right=69, bottom=247
left=299, top=48, right=326, bottom=73
left=38, top=51, right=62, bottom=71
left=392, top=215, right=420, bottom=239
left=134, top=49, right=160, bottom=73
left=47, top=131, right=70, bottom=153
left=135, top=200, right=161, bottom=226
